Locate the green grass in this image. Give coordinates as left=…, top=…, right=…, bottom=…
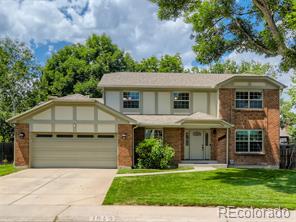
left=104, top=168, right=296, bottom=209
left=117, top=167, right=194, bottom=174
left=0, top=164, right=17, bottom=177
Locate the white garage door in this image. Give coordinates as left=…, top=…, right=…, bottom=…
left=31, top=134, right=117, bottom=168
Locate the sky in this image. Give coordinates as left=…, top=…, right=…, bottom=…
left=0, top=0, right=292, bottom=89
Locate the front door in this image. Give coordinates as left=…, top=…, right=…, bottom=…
left=189, top=130, right=204, bottom=159
left=184, top=130, right=211, bottom=160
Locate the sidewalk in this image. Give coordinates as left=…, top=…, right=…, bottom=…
left=115, top=167, right=216, bottom=177
left=0, top=205, right=295, bottom=222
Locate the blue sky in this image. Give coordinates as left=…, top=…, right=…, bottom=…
left=0, top=0, right=291, bottom=87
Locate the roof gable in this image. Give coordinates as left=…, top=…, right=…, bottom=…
left=7, top=94, right=135, bottom=123
left=98, top=72, right=285, bottom=89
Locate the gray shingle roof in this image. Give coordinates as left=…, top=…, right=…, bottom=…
left=98, top=72, right=234, bottom=89
left=127, top=112, right=219, bottom=125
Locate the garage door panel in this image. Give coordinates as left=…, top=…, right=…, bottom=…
left=31, top=160, right=116, bottom=168
left=31, top=135, right=117, bottom=168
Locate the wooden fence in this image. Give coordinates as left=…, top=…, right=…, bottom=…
left=0, top=143, right=14, bottom=164
left=280, top=144, right=296, bottom=169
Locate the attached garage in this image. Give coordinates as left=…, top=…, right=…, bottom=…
left=8, top=94, right=136, bottom=169
left=31, top=134, right=117, bottom=168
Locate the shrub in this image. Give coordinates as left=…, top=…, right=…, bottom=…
left=136, top=138, right=175, bottom=169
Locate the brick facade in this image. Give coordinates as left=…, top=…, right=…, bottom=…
left=14, top=124, right=30, bottom=166
left=133, top=127, right=184, bottom=164
left=219, top=88, right=280, bottom=166
left=118, top=124, right=134, bottom=167
left=211, top=128, right=227, bottom=163
left=164, top=128, right=184, bottom=162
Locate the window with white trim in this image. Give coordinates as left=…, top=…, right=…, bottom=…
left=123, top=91, right=140, bottom=108
left=236, top=130, right=263, bottom=153
left=235, top=91, right=263, bottom=109
left=173, top=92, right=189, bottom=109
left=145, top=129, right=163, bottom=140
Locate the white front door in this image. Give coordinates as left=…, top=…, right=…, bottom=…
left=185, top=130, right=211, bottom=160
left=189, top=130, right=204, bottom=159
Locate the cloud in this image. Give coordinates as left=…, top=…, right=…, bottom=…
left=226, top=51, right=283, bottom=66
left=0, top=0, right=195, bottom=67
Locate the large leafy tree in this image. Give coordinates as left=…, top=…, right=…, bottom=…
left=150, top=0, right=296, bottom=71
left=42, top=35, right=185, bottom=98
left=41, top=34, right=134, bottom=98
left=0, top=38, right=41, bottom=142
left=192, top=60, right=275, bottom=76
left=136, top=54, right=184, bottom=72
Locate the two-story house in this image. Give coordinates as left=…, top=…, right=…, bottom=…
left=8, top=72, right=285, bottom=168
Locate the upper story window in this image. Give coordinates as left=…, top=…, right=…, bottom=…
left=123, top=91, right=140, bottom=109
left=235, top=91, right=263, bottom=109
left=173, top=92, right=189, bottom=109
left=236, top=130, right=263, bottom=153
left=145, top=129, right=163, bottom=140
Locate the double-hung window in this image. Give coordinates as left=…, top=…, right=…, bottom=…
left=123, top=91, right=140, bottom=109
left=236, top=130, right=263, bottom=153
left=145, top=129, right=163, bottom=140
left=173, top=92, right=189, bottom=109
left=235, top=91, right=263, bottom=109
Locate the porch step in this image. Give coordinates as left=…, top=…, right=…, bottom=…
left=180, top=160, right=219, bottom=164
left=179, top=161, right=228, bottom=169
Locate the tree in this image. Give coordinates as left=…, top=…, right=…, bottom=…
left=0, top=38, right=41, bottom=142
left=42, top=35, right=185, bottom=98
left=285, top=0, right=296, bottom=30
left=192, top=60, right=275, bottom=76
left=150, top=0, right=296, bottom=71
left=159, top=54, right=184, bottom=72
left=136, top=56, right=159, bottom=72
left=136, top=54, right=184, bottom=73
left=41, top=34, right=134, bottom=98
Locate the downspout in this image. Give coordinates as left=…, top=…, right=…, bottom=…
left=132, top=125, right=138, bottom=167
left=226, top=128, right=229, bottom=166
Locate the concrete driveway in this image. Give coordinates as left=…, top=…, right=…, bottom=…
left=0, top=168, right=116, bottom=206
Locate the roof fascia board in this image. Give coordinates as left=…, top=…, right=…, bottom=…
left=8, top=99, right=136, bottom=124
left=216, top=75, right=286, bottom=89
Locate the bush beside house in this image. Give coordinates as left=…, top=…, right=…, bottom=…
left=136, top=139, right=175, bottom=169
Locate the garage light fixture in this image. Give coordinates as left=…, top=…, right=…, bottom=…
left=19, top=132, right=25, bottom=139
left=121, top=133, right=128, bottom=140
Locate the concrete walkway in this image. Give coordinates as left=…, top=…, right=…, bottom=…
left=0, top=205, right=295, bottom=222
left=116, top=167, right=216, bottom=177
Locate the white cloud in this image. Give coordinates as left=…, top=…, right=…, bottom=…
left=226, top=51, right=282, bottom=66
left=0, top=0, right=195, bottom=67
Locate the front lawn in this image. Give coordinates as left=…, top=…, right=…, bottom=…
left=0, top=164, right=17, bottom=177
left=117, top=166, right=194, bottom=174
left=104, top=168, right=296, bottom=209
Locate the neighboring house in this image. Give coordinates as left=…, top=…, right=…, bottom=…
left=8, top=72, right=286, bottom=168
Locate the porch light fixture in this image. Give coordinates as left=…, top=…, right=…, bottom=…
left=121, top=133, right=128, bottom=140
left=19, top=132, right=25, bottom=139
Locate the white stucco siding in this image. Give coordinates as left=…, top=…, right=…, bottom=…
left=97, top=109, right=116, bottom=121
left=76, top=107, right=94, bottom=121
left=209, top=92, right=217, bottom=116
left=32, top=123, right=52, bottom=132
left=157, top=92, right=170, bottom=114
left=55, top=106, right=73, bottom=120
left=32, top=109, right=51, bottom=120
left=55, top=123, right=73, bottom=132
left=143, top=92, right=155, bottom=114
left=97, top=124, right=117, bottom=133
left=76, top=123, right=95, bottom=132
left=193, top=92, right=208, bottom=113
left=105, top=91, right=120, bottom=111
